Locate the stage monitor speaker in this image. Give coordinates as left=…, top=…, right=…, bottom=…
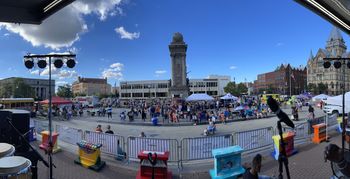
left=0, top=109, right=30, bottom=153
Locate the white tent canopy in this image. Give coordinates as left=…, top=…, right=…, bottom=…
left=186, top=93, right=214, bottom=101
left=324, top=92, right=350, bottom=105
left=220, top=93, right=238, bottom=100
left=312, top=94, right=330, bottom=101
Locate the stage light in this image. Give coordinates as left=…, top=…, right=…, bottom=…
left=54, top=59, right=63, bottom=68
left=24, top=59, right=34, bottom=69
left=334, top=61, right=342, bottom=69
left=66, top=59, right=75, bottom=68
left=323, top=61, right=331, bottom=68
left=37, top=59, right=47, bottom=69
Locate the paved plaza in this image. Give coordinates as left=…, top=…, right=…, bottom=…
left=39, top=107, right=326, bottom=140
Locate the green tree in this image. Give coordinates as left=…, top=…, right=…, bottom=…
left=307, top=83, right=317, bottom=94
left=237, top=83, right=248, bottom=94
left=266, top=84, right=276, bottom=94
left=224, top=82, right=247, bottom=96
left=0, top=78, right=35, bottom=98
left=56, top=85, right=73, bottom=98
left=317, top=82, right=328, bottom=94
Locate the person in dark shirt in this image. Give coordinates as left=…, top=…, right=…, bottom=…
left=243, top=154, right=261, bottom=179
left=105, top=125, right=114, bottom=134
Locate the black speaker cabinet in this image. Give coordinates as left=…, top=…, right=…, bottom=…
left=0, top=109, right=30, bottom=153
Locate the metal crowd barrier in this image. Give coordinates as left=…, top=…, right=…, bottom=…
left=326, top=114, right=338, bottom=129
left=307, top=116, right=326, bottom=134
left=282, top=122, right=310, bottom=141
left=127, top=137, right=180, bottom=167
left=56, top=125, right=83, bottom=145
left=84, top=131, right=126, bottom=156
left=233, top=127, right=274, bottom=152
left=180, top=134, right=233, bottom=167
left=32, top=120, right=51, bottom=134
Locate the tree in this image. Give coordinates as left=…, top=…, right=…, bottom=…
left=307, top=83, right=317, bottom=94
left=56, top=85, right=73, bottom=98
left=317, top=82, right=328, bottom=94
left=266, top=84, right=276, bottom=94
left=224, top=82, right=247, bottom=96
left=0, top=78, right=35, bottom=98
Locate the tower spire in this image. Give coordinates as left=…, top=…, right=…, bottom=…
left=309, top=50, right=314, bottom=60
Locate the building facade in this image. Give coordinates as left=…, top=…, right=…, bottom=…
left=307, top=27, right=350, bottom=95
left=119, top=76, right=231, bottom=99
left=253, top=64, right=307, bottom=95
left=72, top=77, right=111, bottom=96
left=0, top=77, right=55, bottom=100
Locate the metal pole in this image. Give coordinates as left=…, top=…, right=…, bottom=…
left=289, top=67, right=292, bottom=96
left=48, top=56, right=53, bottom=179
left=342, top=60, right=346, bottom=153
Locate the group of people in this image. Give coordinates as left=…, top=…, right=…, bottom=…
left=95, top=124, right=114, bottom=134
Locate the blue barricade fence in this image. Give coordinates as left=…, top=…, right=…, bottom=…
left=233, top=127, right=274, bottom=151
left=180, top=134, right=233, bottom=165
left=84, top=131, right=125, bottom=156
left=56, top=125, right=83, bottom=145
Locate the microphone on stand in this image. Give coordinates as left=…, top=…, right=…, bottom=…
left=267, top=97, right=295, bottom=129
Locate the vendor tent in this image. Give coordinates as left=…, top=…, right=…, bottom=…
left=220, top=93, right=238, bottom=100
left=40, top=96, right=72, bottom=105
left=312, top=94, right=330, bottom=101
left=186, top=93, right=214, bottom=101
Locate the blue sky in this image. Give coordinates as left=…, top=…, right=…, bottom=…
left=0, top=0, right=348, bottom=87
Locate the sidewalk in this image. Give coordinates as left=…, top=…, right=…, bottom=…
left=33, top=131, right=343, bottom=179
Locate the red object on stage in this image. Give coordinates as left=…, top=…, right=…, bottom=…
left=136, top=151, right=172, bottom=179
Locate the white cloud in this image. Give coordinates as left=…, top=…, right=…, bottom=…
left=229, top=66, right=237, bottom=70
left=56, top=81, right=69, bottom=86
left=3, top=33, right=9, bottom=37
left=102, top=62, right=124, bottom=80
left=155, top=70, right=166, bottom=74
left=58, top=70, right=77, bottom=79
left=0, top=0, right=123, bottom=50
left=110, top=62, right=124, bottom=71
left=30, top=70, right=40, bottom=75
left=115, top=26, right=140, bottom=40
left=102, top=69, right=123, bottom=79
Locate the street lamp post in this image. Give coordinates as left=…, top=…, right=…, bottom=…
left=24, top=53, right=76, bottom=179
left=323, top=57, right=350, bottom=153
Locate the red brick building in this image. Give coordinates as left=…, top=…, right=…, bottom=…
left=253, top=64, right=307, bottom=95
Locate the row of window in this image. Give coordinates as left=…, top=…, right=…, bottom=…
left=189, top=82, right=218, bottom=87
left=121, top=92, right=168, bottom=98
left=120, top=83, right=169, bottom=89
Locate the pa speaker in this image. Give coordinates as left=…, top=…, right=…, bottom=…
left=0, top=109, right=30, bottom=153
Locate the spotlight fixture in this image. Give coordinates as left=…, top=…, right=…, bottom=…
left=54, top=59, right=63, bottom=68
left=37, top=59, right=47, bottom=69
left=24, top=59, right=34, bottom=69
left=334, top=61, right=342, bottom=69
left=66, top=59, right=76, bottom=68
left=323, top=61, right=331, bottom=68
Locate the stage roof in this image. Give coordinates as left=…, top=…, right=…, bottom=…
left=0, top=0, right=75, bottom=24
left=295, top=0, right=350, bottom=35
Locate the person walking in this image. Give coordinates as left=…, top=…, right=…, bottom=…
left=107, top=106, right=112, bottom=119
left=308, top=105, right=315, bottom=120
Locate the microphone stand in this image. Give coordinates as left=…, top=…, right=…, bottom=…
left=6, top=117, right=51, bottom=179
left=277, top=120, right=291, bottom=179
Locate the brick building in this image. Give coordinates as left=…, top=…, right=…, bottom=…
left=253, top=64, right=307, bottom=95
left=72, top=77, right=111, bottom=96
